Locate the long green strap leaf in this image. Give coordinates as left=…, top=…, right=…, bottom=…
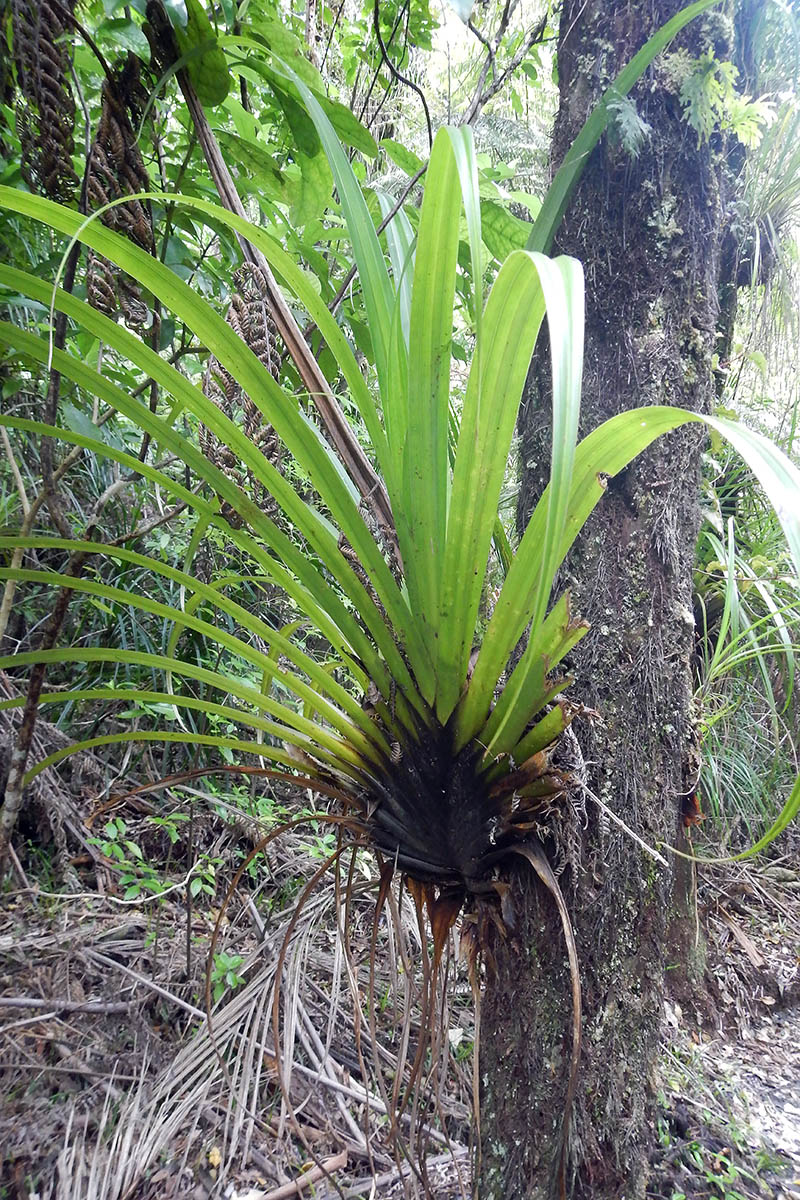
left=378, top=189, right=415, bottom=350
left=436, top=252, right=582, bottom=721
left=448, top=252, right=583, bottom=733
left=459, top=406, right=800, bottom=749
left=403, top=128, right=463, bottom=632
left=272, top=64, right=399, bottom=431
left=0, top=418, right=418, bottom=739
left=0, top=413, right=384, bottom=704
left=0, top=575, right=380, bottom=763
left=728, top=773, right=800, bottom=859
left=0, top=687, right=342, bottom=763
left=0, top=300, right=423, bottom=711
left=1, top=648, right=368, bottom=774
left=0, top=542, right=390, bottom=757
left=0, top=191, right=434, bottom=699
left=19, top=729, right=359, bottom=789
left=141, top=190, right=393, bottom=494
left=482, top=593, right=588, bottom=756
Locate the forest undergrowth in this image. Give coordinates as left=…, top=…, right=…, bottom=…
left=0, top=708, right=797, bottom=1200
left=2, top=2, right=800, bottom=1196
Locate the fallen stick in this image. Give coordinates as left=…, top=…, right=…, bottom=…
left=342, top=1150, right=469, bottom=1197
left=84, top=949, right=205, bottom=1020
left=261, top=1150, right=347, bottom=1200
left=0, top=996, right=133, bottom=1013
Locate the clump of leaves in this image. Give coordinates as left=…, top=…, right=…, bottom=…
left=2, top=8, right=800, bottom=1189
left=676, top=49, right=773, bottom=146
left=211, top=951, right=246, bottom=1004
left=607, top=92, right=653, bottom=158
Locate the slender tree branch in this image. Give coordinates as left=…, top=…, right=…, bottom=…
left=304, top=0, right=320, bottom=66
left=321, top=0, right=345, bottom=72
left=68, top=58, right=92, bottom=161
left=260, top=1152, right=348, bottom=1200
left=108, top=500, right=188, bottom=546
left=358, top=0, right=408, bottom=126
left=0, top=997, right=134, bottom=1014
left=348, top=61, right=364, bottom=115
left=1, top=428, right=30, bottom=517
left=50, top=0, right=113, bottom=79
left=372, top=0, right=433, bottom=148
left=463, top=8, right=547, bottom=126
left=364, top=0, right=412, bottom=136
left=0, top=412, right=122, bottom=647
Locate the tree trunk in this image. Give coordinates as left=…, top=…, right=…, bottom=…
left=479, top=3, right=735, bottom=1195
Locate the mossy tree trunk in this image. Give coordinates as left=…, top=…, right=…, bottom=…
left=478, top=2, right=737, bottom=1196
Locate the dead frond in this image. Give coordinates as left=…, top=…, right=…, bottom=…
left=86, top=57, right=154, bottom=328
left=11, top=0, right=79, bottom=203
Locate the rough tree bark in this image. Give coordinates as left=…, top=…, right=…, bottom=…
left=479, top=2, right=738, bottom=1196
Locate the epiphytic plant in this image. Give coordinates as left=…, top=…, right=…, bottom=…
left=2, top=12, right=800, bottom=1194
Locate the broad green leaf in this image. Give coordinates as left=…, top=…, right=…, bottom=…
left=380, top=139, right=425, bottom=176
left=235, top=17, right=324, bottom=90
left=290, top=150, right=333, bottom=227
left=96, top=17, right=150, bottom=56
left=481, top=200, right=532, bottom=260
left=274, top=85, right=321, bottom=158
left=173, top=0, right=230, bottom=107
left=225, top=43, right=378, bottom=157
left=162, top=0, right=188, bottom=28
left=214, top=130, right=291, bottom=202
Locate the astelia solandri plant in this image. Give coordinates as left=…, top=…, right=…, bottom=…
left=2, top=31, right=800, bottom=1188
left=693, top=514, right=800, bottom=841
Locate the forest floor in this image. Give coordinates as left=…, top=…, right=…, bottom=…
left=648, top=861, right=800, bottom=1200
left=0, top=773, right=798, bottom=1200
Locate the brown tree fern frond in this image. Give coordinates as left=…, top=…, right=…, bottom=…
left=11, top=0, right=79, bottom=203
left=201, top=263, right=286, bottom=523
left=86, top=57, right=154, bottom=327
